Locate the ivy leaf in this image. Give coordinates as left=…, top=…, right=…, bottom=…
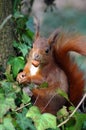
left=40, top=82, right=48, bottom=88
left=8, top=56, right=25, bottom=78
left=26, top=106, right=42, bottom=121
left=56, top=88, right=69, bottom=101
left=69, top=106, right=75, bottom=112
left=13, top=41, right=30, bottom=57
left=56, top=88, right=73, bottom=105
left=13, top=41, right=19, bottom=48
left=0, top=117, right=15, bottom=130
left=82, top=121, right=86, bottom=130
left=26, top=29, right=34, bottom=41
left=0, top=125, right=4, bottom=130
left=26, top=106, right=57, bottom=130
left=3, top=118, right=15, bottom=130
left=16, top=17, right=27, bottom=30
left=65, top=113, right=86, bottom=130
left=57, top=106, right=69, bottom=119
left=0, top=93, right=16, bottom=118
left=18, top=43, right=29, bottom=57
left=22, top=34, right=32, bottom=46
left=13, top=11, right=24, bottom=19
left=1, top=81, right=15, bottom=97
left=16, top=108, right=36, bottom=130
left=1, top=80, right=20, bottom=99
left=22, top=92, right=31, bottom=104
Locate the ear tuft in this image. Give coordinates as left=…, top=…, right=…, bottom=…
left=34, top=16, right=40, bottom=40
left=35, top=31, right=40, bottom=40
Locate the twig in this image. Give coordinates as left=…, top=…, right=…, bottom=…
left=33, top=94, right=39, bottom=105
left=0, top=14, right=12, bottom=30
left=41, top=93, right=57, bottom=113
left=15, top=102, right=31, bottom=112
left=57, top=93, right=86, bottom=128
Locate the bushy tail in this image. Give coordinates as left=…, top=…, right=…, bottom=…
left=54, top=33, right=86, bottom=105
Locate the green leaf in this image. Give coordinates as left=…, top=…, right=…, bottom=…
left=1, top=80, right=21, bottom=99
left=22, top=34, right=31, bottom=44
left=69, top=106, right=75, bottom=112
left=8, top=56, right=25, bottom=78
left=13, top=41, right=19, bottom=48
left=1, top=81, right=16, bottom=98
left=56, top=88, right=69, bottom=101
left=26, top=106, right=42, bottom=120
left=3, top=118, right=15, bottom=130
left=16, top=17, right=27, bottom=30
left=26, top=106, right=56, bottom=130
left=0, top=116, right=15, bottom=130
left=0, top=125, right=4, bottom=130
left=65, top=113, right=86, bottom=130
left=40, top=82, right=48, bottom=88
left=16, top=108, right=36, bottom=130
left=26, top=29, right=34, bottom=40
left=65, top=117, right=76, bottom=130
left=57, top=106, right=69, bottom=119
left=13, top=0, right=21, bottom=13
left=13, top=11, right=24, bottom=19
left=18, top=43, right=29, bottom=57
left=13, top=40, right=30, bottom=56
left=22, top=92, right=31, bottom=104
left=0, top=96, right=16, bottom=118
left=82, top=121, right=86, bottom=130
left=56, top=88, right=73, bottom=105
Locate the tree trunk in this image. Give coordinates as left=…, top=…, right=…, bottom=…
left=0, top=0, right=15, bottom=69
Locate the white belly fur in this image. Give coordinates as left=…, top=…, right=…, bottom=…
left=30, top=64, right=39, bottom=76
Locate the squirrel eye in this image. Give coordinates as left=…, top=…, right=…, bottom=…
left=45, top=48, right=50, bottom=53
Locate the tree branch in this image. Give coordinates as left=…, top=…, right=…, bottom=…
left=57, top=93, right=86, bottom=128
left=15, top=102, right=31, bottom=112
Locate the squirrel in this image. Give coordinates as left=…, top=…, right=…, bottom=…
left=17, top=29, right=86, bottom=115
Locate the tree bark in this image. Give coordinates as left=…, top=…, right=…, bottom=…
left=0, top=0, right=15, bottom=69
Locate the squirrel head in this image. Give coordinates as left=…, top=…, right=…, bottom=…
left=28, top=28, right=60, bottom=67
left=29, top=37, right=52, bottom=67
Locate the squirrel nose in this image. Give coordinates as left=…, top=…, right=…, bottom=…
left=34, top=53, right=40, bottom=60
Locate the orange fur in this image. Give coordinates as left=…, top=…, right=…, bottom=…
left=53, top=33, right=86, bottom=105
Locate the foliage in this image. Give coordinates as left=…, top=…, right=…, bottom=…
left=7, top=1, right=35, bottom=78
left=0, top=78, right=35, bottom=130
left=57, top=106, right=86, bottom=130
left=0, top=117, right=15, bottom=130
left=16, top=108, right=36, bottom=130
left=0, top=0, right=86, bottom=130
left=8, top=56, right=25, bottom=78
left=26, top=106, right=57, bottom=130
left=65, top=113, right=86, bottom=130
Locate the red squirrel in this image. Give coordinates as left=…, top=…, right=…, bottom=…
left=17, top=29, right=86, bottom=114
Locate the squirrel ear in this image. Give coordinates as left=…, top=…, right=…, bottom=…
left=34, top=16, right=40, bottom=40
left=35, top=30, right=40, bottom=39
left=48, top=28, right=61, bottom=45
